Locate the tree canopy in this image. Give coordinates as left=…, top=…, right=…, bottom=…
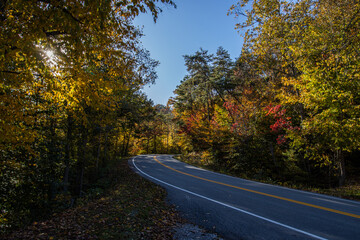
left=172, top=0, right=360, bottom=190
left=0, top=0, right=177, bottom=232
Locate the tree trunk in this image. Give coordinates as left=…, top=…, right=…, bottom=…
left=269, top=142, right=277, bottom=168
left=124, top=132, right=131, bottom=156
left=48, top=117, right=57, bottom=202
left=120, top=131, right=126, bottom=156
left=114, top=128, right=120, bottom=158
left=146, top=137, right=149, bottom=154
left=77, top=164, right=84, bottom=197
left=64, top=113, right=72, bottom=192
left=338, top=150, right=346, bottom=187
left=103, top=128, right=109, bottom=163
left=96, top=129, right=101, bottom=175
left=166, top=131, right=169, bottom=153
left=153, top=135, right=157, bottom=153
left=76, top=126, right=87, bottom=197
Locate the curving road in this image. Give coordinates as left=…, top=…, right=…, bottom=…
left=130, top=154, right=360, bottom=240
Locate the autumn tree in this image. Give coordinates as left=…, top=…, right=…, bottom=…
left=230, top=0, right=360, bottom=185
left=285, top=0, right=360, bottom=185
left=0, top=0, right=175, bottom=232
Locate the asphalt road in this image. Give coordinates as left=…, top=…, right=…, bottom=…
left=130, top=154, right=360, bottom=240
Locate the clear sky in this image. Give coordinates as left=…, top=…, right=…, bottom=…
left=134, top=0, right=244, bottom=105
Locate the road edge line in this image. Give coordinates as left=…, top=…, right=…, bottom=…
left=131, top=156, right=327, bottom=240
left=155, top=156, right=360, bottom=218
left=173, top=156, right=360, bottom=206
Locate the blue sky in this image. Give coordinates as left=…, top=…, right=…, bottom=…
left=134, top=0, right=244, bottom=105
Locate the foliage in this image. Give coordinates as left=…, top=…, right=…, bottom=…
left=172, top=0, right=360, bottom=191
left=0, top=0, right=177, bottom=233
left=133, top=104, right=180, bottom=155
left=2, top=159, right=181, bottom=239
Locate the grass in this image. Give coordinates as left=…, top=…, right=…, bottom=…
left=4, top=158, right=182, bottom=239
left=311, top=184, right=360, bottom=201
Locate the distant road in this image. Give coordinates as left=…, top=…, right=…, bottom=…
left=130, top=155, right=360, bottom=240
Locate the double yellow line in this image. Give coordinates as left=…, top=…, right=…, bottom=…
left=154, top=156, right=360, bottom=219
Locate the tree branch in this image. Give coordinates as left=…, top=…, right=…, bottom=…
left=37, top=0, right=83, bottom=24
left=44, top=30, right=68, bottom=37
left=1, top=70, right=21, bottom=75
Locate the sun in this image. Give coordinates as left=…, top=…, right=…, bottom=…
left=45, top=50, right=55, bottom=59
left=43, top=49, right=57, bottom=67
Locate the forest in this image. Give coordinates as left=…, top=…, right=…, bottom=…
left=172, top=0, right=360, bottom=192
left=1, top=0, right=360, bottom=235
left=0, top=0, right=178, bottom=234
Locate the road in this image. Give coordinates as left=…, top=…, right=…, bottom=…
left=130, top=155, right=360, bottom=240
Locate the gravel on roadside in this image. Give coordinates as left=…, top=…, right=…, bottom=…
left=173, top=223, right=223, bottom=240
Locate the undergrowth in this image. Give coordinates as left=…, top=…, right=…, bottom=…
left=2, top=158, right=181, bottom=239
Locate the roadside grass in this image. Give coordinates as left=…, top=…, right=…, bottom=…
left=173, top=155, right=360, bottom=201
left=3, top=158, right=182, bottom=239
left=313, top=184, right=360, bottom=201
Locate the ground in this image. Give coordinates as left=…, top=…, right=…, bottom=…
left=2, top=158, right=222, bottom=239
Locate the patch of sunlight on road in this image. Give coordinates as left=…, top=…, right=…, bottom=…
left=184, top=165, right=208, bottom=171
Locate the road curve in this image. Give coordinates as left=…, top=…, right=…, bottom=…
left=130, top=154, right=360, bottom=240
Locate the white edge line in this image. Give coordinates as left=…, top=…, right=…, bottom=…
left=167, top=155, right=360, bottom=206
left=132, top=156, right=327, bottom=240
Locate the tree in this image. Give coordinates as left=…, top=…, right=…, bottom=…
left=0, top=0, right=176, bottom=231
left=0, top=0, right=175, bottom=148
left=286, top=0, right=360, bottom=185
left=230, top=0, right=360, bottom=185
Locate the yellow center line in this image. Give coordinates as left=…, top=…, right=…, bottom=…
left=154, top=156, right=360, bottom=219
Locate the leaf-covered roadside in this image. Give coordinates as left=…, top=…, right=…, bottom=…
left=2, top=158, right=182, bottom=240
